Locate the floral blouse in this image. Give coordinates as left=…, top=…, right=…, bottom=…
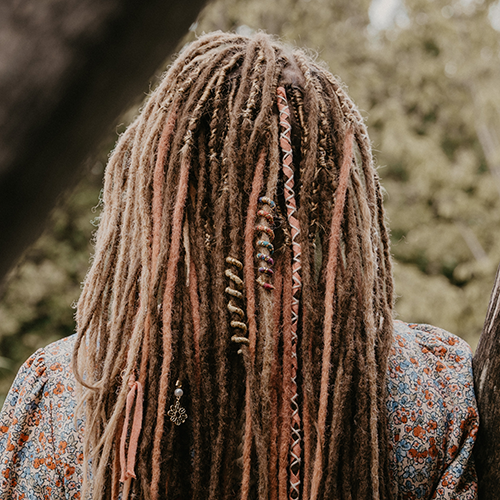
left=0, top=321, right=478, bottom=499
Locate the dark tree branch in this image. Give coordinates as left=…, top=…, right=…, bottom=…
left=473, top=264, right=500, bottom=498
left=0, top=0, right=207, bottom=285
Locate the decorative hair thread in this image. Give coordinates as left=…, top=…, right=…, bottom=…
left=277, top=86, right=302, bottom=500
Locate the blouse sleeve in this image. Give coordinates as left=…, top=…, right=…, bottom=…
left=388, top=321, right=479, bottom=500
left=0, top=338, right=82, bottom=500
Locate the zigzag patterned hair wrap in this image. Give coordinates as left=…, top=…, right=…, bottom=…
left=277, top=86, right=302, bottom=500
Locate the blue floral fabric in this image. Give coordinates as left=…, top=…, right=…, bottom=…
left=387, top=321, right=478, bottom=499
left=0, top=321, right=478, bottom=499
left=0, top=335, right=84, bottom=499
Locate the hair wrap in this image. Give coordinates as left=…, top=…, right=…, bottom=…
left=277, top=86, right=302, bottom=500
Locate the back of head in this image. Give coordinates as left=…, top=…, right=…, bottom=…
left=74, top=31, right=394, bottom=500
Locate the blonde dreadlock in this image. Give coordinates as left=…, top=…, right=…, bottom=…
left=73, top=31, right=395, bottom=500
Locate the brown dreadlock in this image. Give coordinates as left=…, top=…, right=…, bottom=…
left=73, top=31, right=395, bottom=500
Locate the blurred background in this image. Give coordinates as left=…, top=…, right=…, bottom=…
left=0, top=0, right=499, bottom=401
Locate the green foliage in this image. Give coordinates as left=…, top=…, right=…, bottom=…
left=0, top=168, right=103, bottom=403
left=1, top=0, right=500, bottom=399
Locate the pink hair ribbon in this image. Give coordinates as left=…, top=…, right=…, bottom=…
left=119, top=377, right=144, bottom=483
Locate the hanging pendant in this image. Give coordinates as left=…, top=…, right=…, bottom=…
left=168, top=380, right=188, bottom=426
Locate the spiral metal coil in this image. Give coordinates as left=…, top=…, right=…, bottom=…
left=256, top=240, right=274, bottom=254
left=225, top=256, right=248, bottom=353
left=257, top=209, right=274, bottom=225
left=255, top=198, right=276, bottom=291
left=255, top=225, right=275, bottom=240
left=256, top=253, right=274, bottom=265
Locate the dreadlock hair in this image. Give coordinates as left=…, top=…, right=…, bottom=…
left=73, top=31, right=395, bottom=500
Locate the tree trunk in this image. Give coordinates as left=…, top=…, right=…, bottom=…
left=473, top=264, right=500, bottom=498
left=0, top=0, right=207, bottom=287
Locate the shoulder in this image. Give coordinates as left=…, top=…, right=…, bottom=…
left=387, top=319, right=476, bottom=428
left=392, top=320, right=473, bottom=360
left=37, top=334, right=78, bottom=403
left=0, top=335, right=82, bottom=499
left=386, top=321, right=478, bottom=499
left=389, top=320, right=474, bottom=384
left=1, top=335, right=76, bottom=420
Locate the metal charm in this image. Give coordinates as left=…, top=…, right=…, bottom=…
left=168, top=380, right=188, bottom=426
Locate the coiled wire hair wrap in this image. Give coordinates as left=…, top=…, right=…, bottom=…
left=277, top=86, right=302, bottom=500
left=225, top=257, right=249, bottom=353
left=255, top=197, right=276, bottom=291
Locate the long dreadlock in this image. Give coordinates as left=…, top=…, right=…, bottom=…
left=73, top=31, right=395, bottom=500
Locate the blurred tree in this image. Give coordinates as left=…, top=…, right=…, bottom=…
left=1, top=0, right=499, bottom=399
left=474, top=264, right=500, bottom=497
left=0, top=0, right=208, bottom=285
left=0, top=166, right=102, bottom=401
left=366, top=0, right=500, bottom=345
